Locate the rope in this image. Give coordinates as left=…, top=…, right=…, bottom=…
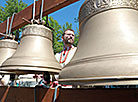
left=34, top=86, right=37, bottom=102
left=53, top=85, right=60, bottom=102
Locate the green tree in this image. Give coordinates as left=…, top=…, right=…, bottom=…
left=74, top=27, right=79, bottom=47
left=0, top=0, right=27, bottom=23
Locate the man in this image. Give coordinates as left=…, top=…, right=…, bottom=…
left=54, top=29, right=77, bottom=88
left=55, top=29, right=77, bottom=67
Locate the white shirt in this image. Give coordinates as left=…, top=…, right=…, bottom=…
left=0, top=75, right=10, bottom=86
left=55, top=45, right=77, bottom=68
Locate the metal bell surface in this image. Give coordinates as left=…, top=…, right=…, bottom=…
left=59, top=0, right=138, bottom=86
left=1, top=24, right=61, bottom=74
left=0, top=39, right=18, bottom=74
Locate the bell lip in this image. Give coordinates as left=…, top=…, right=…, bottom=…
left=0, top=71, right=16, bottom=74
left=59, top=75, right=138, bottom=81
left=59, top=80, right=138, bottom=86
left=1, top=56, right=62, bottom=70
left=59, top=76, right=138, bottom=86
left=60, top=53, right=138, bottom=80
left=0, top=66, right=61, bottom=74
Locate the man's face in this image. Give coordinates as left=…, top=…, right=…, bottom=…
left=63, top=30, right=75, bottom=44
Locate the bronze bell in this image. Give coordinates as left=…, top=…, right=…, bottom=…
left=1, top=24, right=61, bottom=74
left=0, top=39, right=18, bottom=74
left=59, top=0, right=138, bottom=86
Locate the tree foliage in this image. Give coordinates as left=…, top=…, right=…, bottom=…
left=0, top=0, right=27, bottom=23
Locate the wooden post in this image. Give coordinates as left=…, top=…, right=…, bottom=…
left=1, top=86, right=10, bottom=102
left=41, top=88, right=55, bottom=102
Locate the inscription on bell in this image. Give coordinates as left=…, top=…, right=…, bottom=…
left=80, top=0, right=138, bottom=23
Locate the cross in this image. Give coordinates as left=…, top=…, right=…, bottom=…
left=0, top=0, right=79, bottom=37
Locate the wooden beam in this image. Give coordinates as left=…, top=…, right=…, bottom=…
left=0, top=0, right=79, bottom=37
left=1, top=87, right=138, bottom=102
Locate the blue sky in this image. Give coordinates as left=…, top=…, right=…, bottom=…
left=0, top=0, right=85, bottom=33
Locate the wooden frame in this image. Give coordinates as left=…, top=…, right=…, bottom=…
left=0, top=0, right=79, bottom=37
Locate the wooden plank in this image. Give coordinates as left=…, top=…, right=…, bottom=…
left=4, top=87, right=53, bottom=102
left=0, top=87, right=138, bottom=102
left=0, top=86, right=8, bottom=100
left=5, top=87, right=35, bottom=102
left=0, top=0, right=79, bottom=37
left=57, top=88, right=138, bottom=102
left=41, top=88, right=55, bottom=102
left=1, top=86, right=10, bottom=102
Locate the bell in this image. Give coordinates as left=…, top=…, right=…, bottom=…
left=1, top=24, right=61, bottom=74
left=0, top=39, right=18, bottom=74
left=59, top=0, right=138, bottom=86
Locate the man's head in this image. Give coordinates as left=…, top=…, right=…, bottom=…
left=62, top=29, right=75, bottom=45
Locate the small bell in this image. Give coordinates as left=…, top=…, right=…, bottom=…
left=0, top=39, right=18, bottom=74
left=1, top=24, right=61, bottom=74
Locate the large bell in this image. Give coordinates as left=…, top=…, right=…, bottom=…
left=59, top=0, right=138, bottom=86
left=1, top=24, right=61, bottom=74
left=0, top=39, right=18, bottom=74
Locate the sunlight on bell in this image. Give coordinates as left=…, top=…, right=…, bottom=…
left=33, top=37, right=42, bottom=51
left=118, top=12, right=136, bottom=44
